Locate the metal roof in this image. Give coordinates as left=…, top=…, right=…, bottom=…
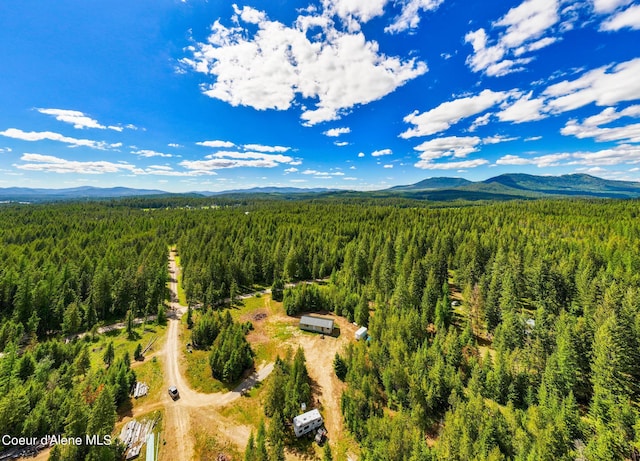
left=299, top=315, right=334, bottom=329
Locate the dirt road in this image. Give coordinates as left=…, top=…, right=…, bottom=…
left=149, top=250, right=274, bottom=461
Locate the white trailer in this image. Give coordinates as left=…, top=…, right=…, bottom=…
left=293, top=409, right=323, bottom=437
left=355, top=326, right=368, bottom=341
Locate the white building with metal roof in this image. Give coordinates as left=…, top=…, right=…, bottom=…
left=299, top=315, right=334, bottom=335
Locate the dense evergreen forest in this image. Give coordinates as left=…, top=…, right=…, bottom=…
left=1, top=197, right=639, bottom=460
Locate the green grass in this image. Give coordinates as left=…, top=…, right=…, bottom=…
left=86, top=323, right=167, bottom=371
left=173, top=252, right=188, bottom=306
left=131, top=356, right=165, bottom=409
left=179, top=319, right=232, bottom=393
left=218, top=383, right=266, bottom=426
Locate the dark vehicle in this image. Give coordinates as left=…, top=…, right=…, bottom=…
left=168, top=386, right=179, bottom=400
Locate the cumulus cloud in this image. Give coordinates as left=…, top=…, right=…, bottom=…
left=334, top=141, right=349, bottom=146
left=413, top=136, right=481, bottom=161
left=323, top=127, right=351, bottom=137
left=242, top=144, right=290, bottom=153
left=385, top=0, right=445, bottom=34
left=483, top=135, right=519, bottom=144
left=358, top=152, right=365, bottom=157
left=561, top=105, right=640, bottom=143
left=592, top=0, right=632, bottom=14
left=371, top=148, right=393, bottom=156
left=600, top=4, right=640, bottom=30
left=496, top=153, right=570, bottom=167
left=416, top=158, right=489, bottom=169
left=205, top=151, right=294, bottom=163
left=401, top=89, right=513, bottom=138
left=496, top=91, right=546, bottom=123
left=182, top=4, right=427, bottom=125
left=496, top=144, right=640, bottom=168
left=464, top=0, right=561, bottom=76
left=383, top=164, right=394, bottom=168
left=181, top=149, right=295, bottom=172
left=14, top=153, right=214, bottom=176
left=15, top=153, right=136, bottom=174
left=131, top=149, right=173, bottom=158
left=0, top=128, right=121, bottom=150
left=544, top=58, right=640, bottom=113
left=197, top=140, right=236, bottom=148
left=36, top=108, right=128, bottom=131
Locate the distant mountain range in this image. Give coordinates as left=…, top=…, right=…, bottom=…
left=383, top=173, right=640, bottom=200
left=1, top=174, right=640, bottom=202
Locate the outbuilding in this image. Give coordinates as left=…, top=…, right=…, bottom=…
left=355, top=326, right=368, bottom=341
left=293, top=409, right=323, bottom=437
left=299, top=315, right=334, bottom=335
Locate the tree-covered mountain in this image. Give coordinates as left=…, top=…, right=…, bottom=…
left=386, top=173, right=640, bottom=200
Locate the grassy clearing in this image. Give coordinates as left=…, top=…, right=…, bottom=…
left=86, top=323, right=167, bottom=371
left=192, top=423, right=240, bottom=461
left=218, top=383, right=266, bottom=426
left=173, top=252, right=188, bottom=306
left=178, top=318, right=232, bottom=393
left=131, top=356, right=165, bottom=409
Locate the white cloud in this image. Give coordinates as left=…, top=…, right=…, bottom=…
left=561, top=105, right=640, bottom=143
left=413, top=136, right=481, bottom=160
left=483, top=135, right=519, bottom=144
left=284, top=167, right=299, bottom=173
left=334, top=141, right=349, bottom=146
left=15, top=153, right=139, bottom=174
left=0, top=147, right=12, bottom=154
left=496, top=91, right=546, bottom=123
left=544, top=58, right=640, bottom=113
left=36, top=108, right=131, bottom=132
left=323, top=127, right=351, bottom=137
left=358, top=152, right=365, bottom=157
left=496, top=144, right=640, bottom=168
left=0, top=128, right=120, bottom=150
left=464, top=0, right=560, bottom=77
left=197, top=140, right=236, bottom=148
left=592, top=0, right=632, bottom=14
left=205, top=151, right=294, bottom=163
left=322, top=0, right=387, bottom=30
left=401, top=89, right=513, bottom=138
left=242, top=144, right=290, bottom=153
left=385, top=0, right=444, bottom=34
left=600, top=4, right=640, bottom=30
left=131, top=149, right=173, bottom=158
left=525, top=136, right=543, bottom=141
left=14, top=153, right=214, bottom=177
left=343, top=176, right=358, bottom=180
left=183, top=4, right=427, bottom=125
left=371, top=148, right=393, bottom=156
left=168, top=143, right=183, bottom=148
left=469, top=113, right=492, bottom=131
left=383, top=164, right=394, bottom=168
left=416, top=158, right=489, bottom=170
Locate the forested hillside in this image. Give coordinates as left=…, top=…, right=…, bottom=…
left=1, top=198, right=639, bottom=460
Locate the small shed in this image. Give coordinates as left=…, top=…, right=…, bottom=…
left=355, top=326, right=368, bottom=341
left=299, top=315, right=334, bottom=335
left=293, top=409, right=323, bottom=437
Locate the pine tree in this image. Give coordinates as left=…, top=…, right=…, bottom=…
left=103, top=342, right=115, bottom=368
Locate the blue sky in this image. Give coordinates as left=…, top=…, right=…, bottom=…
left=1, top=0, right=639, bottom=192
